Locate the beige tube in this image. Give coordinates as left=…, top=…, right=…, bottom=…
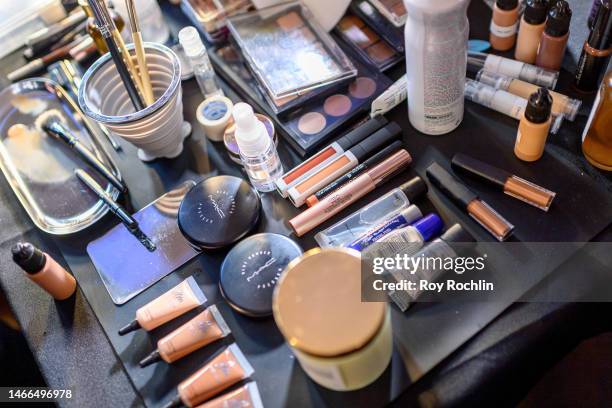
left=118, top=276, right=207, bottom=335
left=507, top=79, right=572, bottom=118
left=139, top=305, right=231, bottom=367
left=195, top=382, right=263, bottom=408
left=27, top=254, right=77, bottom=300
left=177, top=344, right=254, bottom=407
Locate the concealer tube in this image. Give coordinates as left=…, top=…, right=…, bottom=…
left=139, top=305, right=231, bottom=367
left=536, top=1, right=572, bottom=71
left=451, top=153, right=556, bottom=211
left=515, top=0, right=548, bottom=63
left=426, top=162, right=515, bottom=241
left=164, top=344, right=255, bottom=408
left=515, top=88, right=553, bottom=162
left=11, top=242, right=77, bottom=300
left=476, top=70, right=582, bottom=121
left=490, top=0, right=520, bottom=51
left=194, top=382, right=263, bottom=408
left=289, top=150, right=413, bottom=237
left=118, top=276, right=207, bottom=335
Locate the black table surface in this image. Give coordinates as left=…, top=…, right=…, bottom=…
left=0, top=1, right=611, bottom=407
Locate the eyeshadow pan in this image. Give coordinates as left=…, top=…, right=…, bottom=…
left=277, top=11, right=305, bottom=32
left=338, top=15, right=366, bottom=31
left=367, top=41, right=395, bottom=63
left=349, top=77, right=377, bottom=99
left=298, top=112, right=327, bottom=135
left=344, top=26, right=378, bottom=49
left=324, top=95, right=352, bottom=117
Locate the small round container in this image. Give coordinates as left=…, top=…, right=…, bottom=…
left=223, top=113, right=277, bottom=164
left=178, top=176, right=261, bottom=250
left=196, top=95, right=234, bottom=142
left=273, top=248, right=392, bottom=391
left=220, top=233, right=302, bottom=317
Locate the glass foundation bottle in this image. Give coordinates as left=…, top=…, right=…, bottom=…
left=515, top=0, right=549, bottom=63
left=582, top=71, right=612, bottom=170
left=536, top=1, right=572, bottom=71
left=490, top=0, right=520, bottom=51
left=79, top=0, right=124, bottom=54
left=515, top=88, right=553, bottom=162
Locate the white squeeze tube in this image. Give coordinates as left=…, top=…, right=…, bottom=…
left=403, top=0, right=470, bottom=135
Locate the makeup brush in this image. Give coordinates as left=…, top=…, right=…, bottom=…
left=76, top=169, right=156, bottom=252
left=86, top=0, right=144, bottom=110
left=35, top=109, right=127, bottom=194
left=125, top=0, right=155, bottom=105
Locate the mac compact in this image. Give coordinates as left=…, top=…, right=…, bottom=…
left=220, top=233, right=303, bottom=317
left=178, top=176, right=262, bottom=250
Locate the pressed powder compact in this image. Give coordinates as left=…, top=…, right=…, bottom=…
left=220, top=233, right=303, bottom=317
left=178, top=176, right=261, bottom=250
left=273, top=248, right=392, bottom=391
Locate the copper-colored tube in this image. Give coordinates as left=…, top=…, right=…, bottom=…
left=504, top=175, right=555, bottom=211
left=467, top=199, right=514, bottom=241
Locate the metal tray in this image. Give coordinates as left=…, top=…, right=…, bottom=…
left=0, top=78, right=121, bottom=235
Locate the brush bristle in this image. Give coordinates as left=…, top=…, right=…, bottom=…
left=34, top=109, right=66, bottom=132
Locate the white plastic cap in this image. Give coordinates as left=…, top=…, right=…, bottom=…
left=178, top=26, right=205, bottom=58
left=233, top=103, right=269, bottom=157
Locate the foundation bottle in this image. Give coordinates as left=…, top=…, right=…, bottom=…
left=515, top=0, right=549, bottom=63
left=582, top=71, right=612, bottom=170
left=490, top=0, right=520, bottom=51
left=536, top=1, right=572, bottom=71
left=11, top=242, right=77, bottom=300
left=515, top=88, right=553, bottom=162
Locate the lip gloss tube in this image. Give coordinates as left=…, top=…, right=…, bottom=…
left=164, top=344, right=254, bottom=408
left=306, top=140, right=403, bottom=207
left=451, top=153, right=556, bottom=211
left=195, top=382, right=263, bottom=408
left=139, top=305, right=231, bottom=367
left=275, top=116, right=388, bottom=197
left=289, top=149, right=412, bottom=237
left=287, top=123, right=402, bottom=207
left=426, top=162, right=515, bottom=241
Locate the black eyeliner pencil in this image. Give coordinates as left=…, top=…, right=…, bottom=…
left=87, top=0, right=144, bottom=111
left=305, top=140, right=404, bottom=207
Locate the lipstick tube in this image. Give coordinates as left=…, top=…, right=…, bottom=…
left=289, top=149, right=412, bottom=237
left=287, top=123, right=402, bottom=207
left=275, top=116, right=388, bottom=196
left=451, top=153, right=556, bottom=211
left=426, top=162, right=515, bottom=241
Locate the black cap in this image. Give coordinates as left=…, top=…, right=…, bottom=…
left=426, top=162, right=478, bottom=210
left=588, top=0, right=612, bottom=49
left=451, top=153, right=511, bottom=191
left=525, top=88, right=553, bottom=123
left=118, top=319, right=141, bottom=336
left=399, top=176, right=428, bottom=201
left=336, top=116, right=388, bottom=150
left=350, top=122, right=402, bottom=162
left=545, top=1, right=572, bottom=37
left=11, top=242, right=46, bottom=274
left=496, top=0, right=518, bottom=11
left=523, top=0, right=549, bottom=24
left=139, top=350, right=162, bottom=367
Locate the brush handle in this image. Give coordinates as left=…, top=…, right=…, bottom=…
left=134, top=34, right=155, bottom=105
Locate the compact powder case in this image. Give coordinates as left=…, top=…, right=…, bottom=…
left=220, top=233, right=303, bottom=317
left=178, top=176, right=262, bottom=250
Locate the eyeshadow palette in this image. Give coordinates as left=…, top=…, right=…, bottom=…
left=180, top=0, right=252, bottom=44
left=336, top=12, right=403, bottom=72
left=352, top=1, right=405, bottom=54
left=211, top=43, right=391, bottom=156
left=227, top=1, right=357, bottom=99
left=368, top=0, right=407, bottom=27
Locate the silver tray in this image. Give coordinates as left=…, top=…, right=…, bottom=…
left=0, top=78, right=121, bottom=235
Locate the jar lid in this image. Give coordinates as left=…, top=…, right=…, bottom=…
left=273, top=248, right=386, bottom=357
left=178, top=176, right=261, bottom=250
left=220, top=233, right=303, bottom=317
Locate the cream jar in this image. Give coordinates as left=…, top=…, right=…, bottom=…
left=273, top=248, right=392, bottom=391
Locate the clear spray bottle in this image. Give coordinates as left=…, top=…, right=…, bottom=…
left=178, top=26, right=224, bottom=98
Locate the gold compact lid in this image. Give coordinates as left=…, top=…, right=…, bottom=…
left=273, top=248, right=385, bottom=358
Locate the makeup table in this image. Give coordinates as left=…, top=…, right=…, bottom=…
left=0, top=1, right=611, bottom=408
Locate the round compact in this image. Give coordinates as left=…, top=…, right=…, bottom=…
left=196, top=96, right=234, bottom=142
left=220, top=233, right=302, bottom=317
left=223, top=113, right=277, bottom=164
left=178, top=176, right=261, bottom=250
